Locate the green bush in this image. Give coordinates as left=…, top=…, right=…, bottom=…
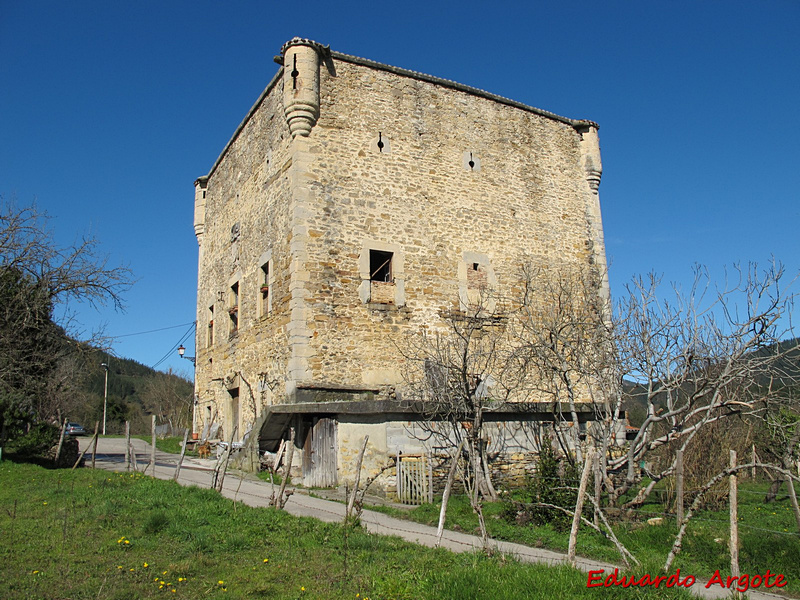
left=503, top=443, right=582, bottom=531
left=4, top=421, right=59, bottom=458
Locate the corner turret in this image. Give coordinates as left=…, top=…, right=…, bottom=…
left=280, top=38, right=328, bottom=138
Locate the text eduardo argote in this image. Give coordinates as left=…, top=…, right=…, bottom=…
left=587, top=568, right=787, bottom=593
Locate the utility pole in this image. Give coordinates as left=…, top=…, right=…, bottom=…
left=101, top=362, right=109, bottom=435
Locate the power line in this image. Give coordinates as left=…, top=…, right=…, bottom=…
left=150, top=322, right=196, bottom=370
left=113, top=321, right=197, bottom=338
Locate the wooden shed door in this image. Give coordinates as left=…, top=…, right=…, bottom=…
left=302, top=417, right=338, bottom=488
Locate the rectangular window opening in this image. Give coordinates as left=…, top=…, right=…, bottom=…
left=229, top=282, right=239, bottom=335
left=260, top=262, right=270, bottom=316
left=369, top=250, right=393, bottom=282
left=208, top=305, right=214, bottom=346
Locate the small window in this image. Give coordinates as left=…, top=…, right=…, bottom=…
left=467, top=261, right=487, bottom=289
left=208, top=305, right=214, bottom=346
left=229, top=282, right=239, bottom=335
left=370, top=250, right=393, bottom=282
left=369, top=250, right=395, bottom=304
left=229, top=388, right=240, bottom=442
left=260, top=261, right=271, bottom=316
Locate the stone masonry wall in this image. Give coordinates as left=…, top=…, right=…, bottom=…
left=194, top=78, right=295, bottom=441
left=298, top=57, right=599, bottom=390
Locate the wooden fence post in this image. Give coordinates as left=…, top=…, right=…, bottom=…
left=428, top=450, right=434, bottom=504
left=53, top=419, right=67, bottom=466
left=786, top=472, right=800, bottom=534
left=91, top=421, right=99, bottom=469
left=568, top=448, right=595, bottom=566
left=346, top=436, right=369, bottom=520
left=148, top=414, right=156, bottom=475
left=124, top=421, right=131, bottom=471
left=72, top=429, right=98, bottom=469
left=215, top=426, right=236, bottom=492
left=436, top=438, right=465, bottom=548
left=173, top=428, right=189, bottom=482
left=593, top=451, right=601, bottom=527
left=272, top=440, right=285, bottom=472
left=729, top=450, right=740, bottom=591
left=676, top=448, right=684, bottom=528
left=274, top=428, right=295, bottom=509
left=396, top=449, right=402, bottom=503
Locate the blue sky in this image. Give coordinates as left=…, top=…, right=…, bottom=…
left=2, top=1, right=798, bottom=377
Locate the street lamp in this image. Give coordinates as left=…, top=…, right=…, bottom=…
left=101, top=362, right=109, bottom=436
left=177, top=345, right=198, bottom=436
left=177, top=345, right=196, bottom=365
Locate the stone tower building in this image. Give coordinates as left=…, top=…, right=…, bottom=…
left=192, top=38, right=608, bottom=493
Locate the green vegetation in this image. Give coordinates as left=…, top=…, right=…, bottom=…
left=74, top=350, right=194, bottom=436
left=0, top=461, right=696, bottom=599
left=365, top=482, right=800, bottom=595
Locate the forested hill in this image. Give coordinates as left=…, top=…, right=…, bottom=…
left=622, top=338, right=800, bottom=427
left=71, top=347, right=194, bottom=435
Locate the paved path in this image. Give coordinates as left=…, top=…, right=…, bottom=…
left=80, top=437, right=790, bottom=600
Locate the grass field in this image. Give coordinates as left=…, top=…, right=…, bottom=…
left=0, top=461, right=700, bottom=600
left=365, top=483, right=800, bottom=596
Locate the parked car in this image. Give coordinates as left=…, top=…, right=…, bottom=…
left=65, top=422, right=86, bottom=436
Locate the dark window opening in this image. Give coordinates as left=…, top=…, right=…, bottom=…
left=472, top=263, right=479, bottom=271
left=208, top=305, right=214, bottom=346
left=370, top=250, right=393, bottom=282
left=260, top=262, right=270, bottom=315
left=229, top=282, right=239, bottom=335
left=229, top=388, right=240, bottom=442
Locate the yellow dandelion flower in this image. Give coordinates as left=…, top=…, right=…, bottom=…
left=218, top=580, right=224, bottom=585
left=172, top=590, right=176, bottom=594
left=32, top=570, right=39, bottom=575
left=263, top=558, right=269, bottom=563
left=301, top=586, right=305, bottom=592
left=43, top=502, right=47, bottom=505
left=129, top=568, right=135, bottom=572
left=163, top=571, right=168, bottom=575
left=143, top=562, right=148, bottom=568
left=124, top=540, right=130, bottom=545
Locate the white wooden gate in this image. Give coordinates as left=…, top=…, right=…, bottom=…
left=396, top=453, right=433, bottom=505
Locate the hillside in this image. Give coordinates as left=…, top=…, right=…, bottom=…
left=68, top=346, right=194, bottom=435
left=622, top=337, right=800, bottom=427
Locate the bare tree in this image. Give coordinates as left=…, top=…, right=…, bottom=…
left=608, top=262, right=797, bottom=507
left=400, top=288, right=519, bottom=547
left=0, top=199, right=132, bottom=440
left=509, top=262, right=618, bottom=466
left=401, top=289, right=518, bottom=497
left=141, top=368, right=193, bottom=433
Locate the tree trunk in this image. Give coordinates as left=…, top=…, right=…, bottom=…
left=436, top=438, right=465, bottom=547
left=568, top=448, right=594, bottom=565
left=346, top=435, right=369, bottom=521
